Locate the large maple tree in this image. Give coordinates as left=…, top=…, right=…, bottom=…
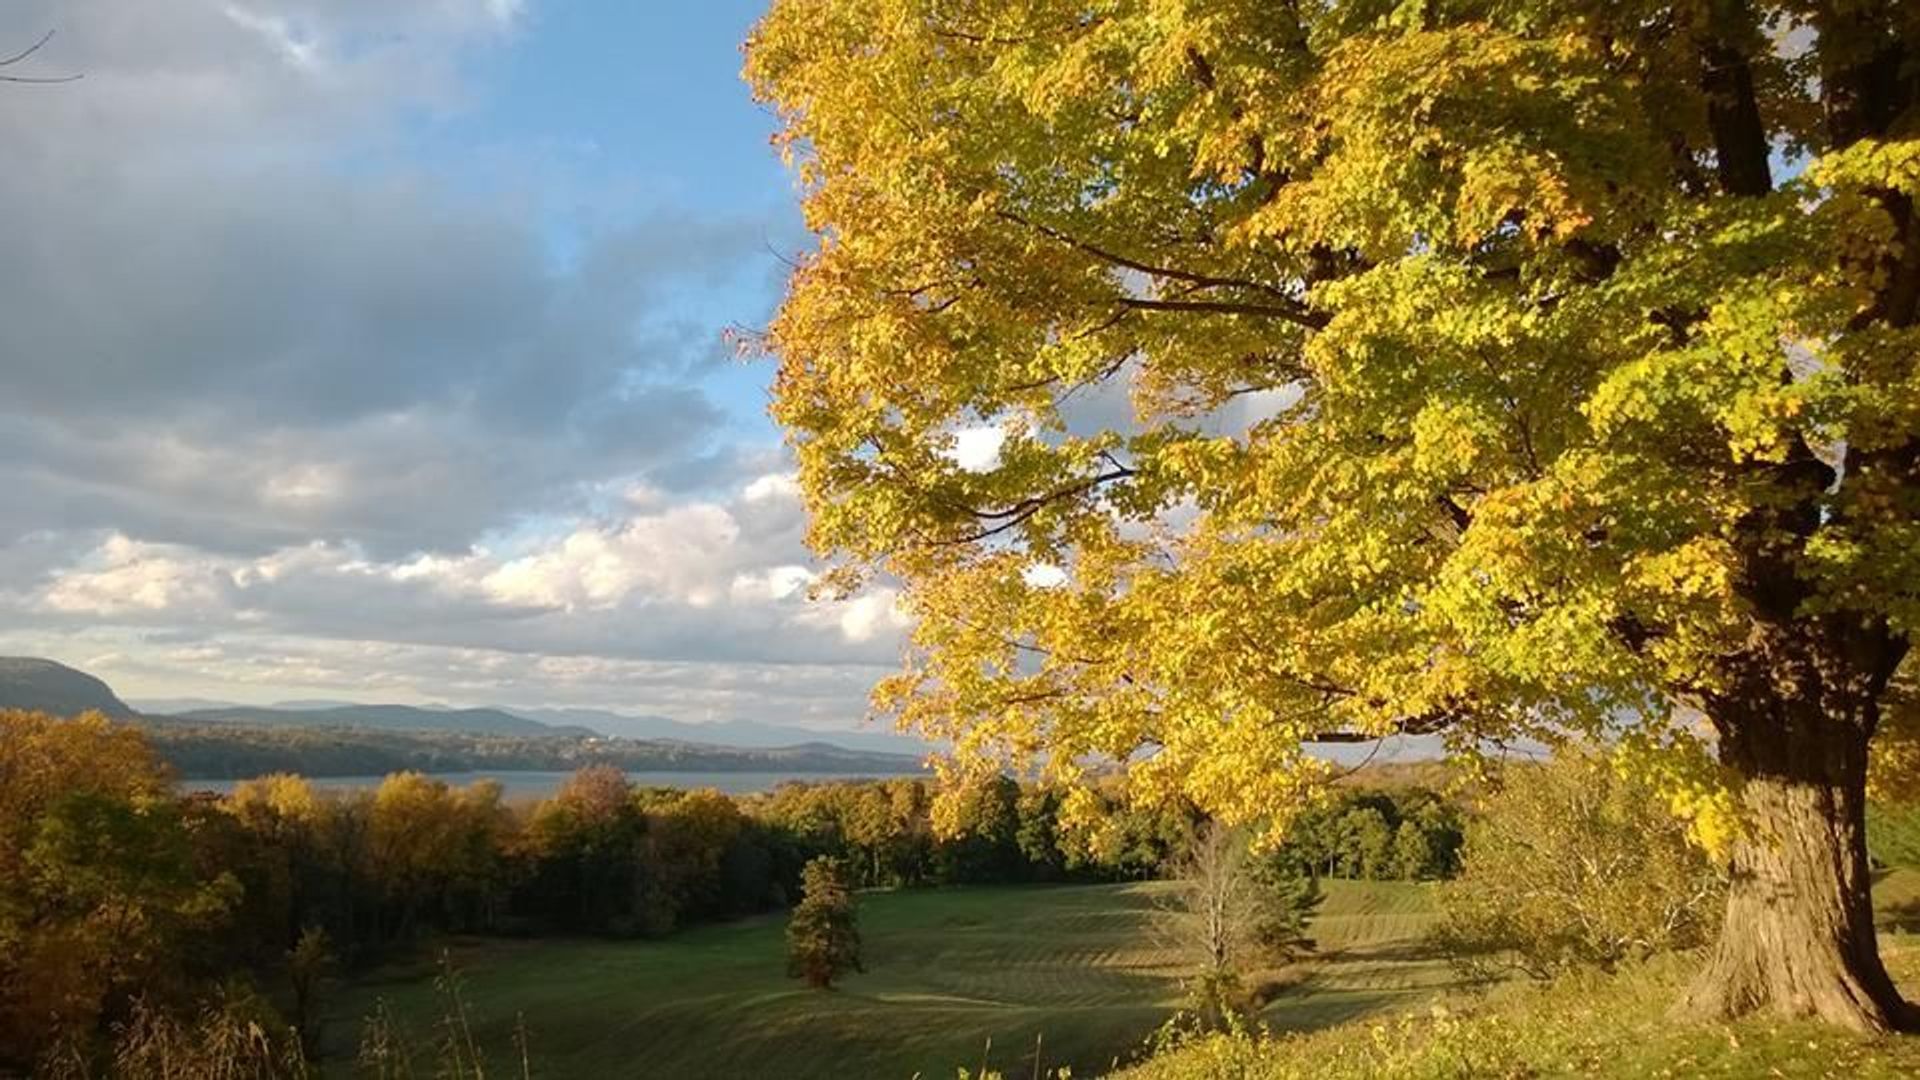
left=746, top=0, right=1920, bottom=1029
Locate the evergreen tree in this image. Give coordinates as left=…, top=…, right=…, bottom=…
left=1249, top=863, right=1321, bottom=964
left=785, top=857, right=862, bottom=990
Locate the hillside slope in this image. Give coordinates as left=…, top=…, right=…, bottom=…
left=319, top=879, right=1447, bottom=1080
left=0, top=657, right=135, bottom=717
left=4, top=657, right=928, bottom=774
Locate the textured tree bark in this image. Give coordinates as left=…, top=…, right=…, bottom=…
left=1683, top=704, right=1914, bottom=1032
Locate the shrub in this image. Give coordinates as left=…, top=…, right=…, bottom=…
left=1432, top=749, right=1722, bottom=979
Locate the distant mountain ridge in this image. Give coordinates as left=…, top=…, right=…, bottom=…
left=6, top=656, right=931, bottom=758
left=169, top=703, right=597, bottom=739
left=507, top=706, right=931, bottom=756
left=0, top=657, right=135, bottom=718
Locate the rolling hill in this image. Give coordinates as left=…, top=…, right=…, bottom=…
left=131, top=697, right=934, bottom=755
left=144, top=721, right=927, bottom=781
left=0, top=657, right=135, bottom=718
left=320, top=880, right=1456, bottom=1080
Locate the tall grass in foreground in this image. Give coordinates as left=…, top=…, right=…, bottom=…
left=33, top=952, right=533, bottom=1080
left=36, top=989, right=308, bottom=1080
left=356, top=953, right=533, bottom=1080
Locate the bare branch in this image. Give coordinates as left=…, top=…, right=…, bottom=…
left=0, top=28, right=79, bottom=83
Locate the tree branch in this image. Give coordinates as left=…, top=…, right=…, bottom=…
left=998, top=210, right=1330, bottom=330
left=1119, top=297, right=1328, bottom=328
left=0, top=28, right=79, bottom=84
left=931, top=467, right=1136, bottom=546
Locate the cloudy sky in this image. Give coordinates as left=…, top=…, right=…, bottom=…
left=0, top=0, right=914, bottom=731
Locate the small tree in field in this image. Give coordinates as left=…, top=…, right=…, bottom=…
left=786, top=857, right=862, bottom=990
left=1162, top=822, right=1320, bottom=1027
left=1247, top=862, right=1320, bottom=967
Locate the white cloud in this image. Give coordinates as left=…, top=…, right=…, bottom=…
left=262, top=463, right=347, bottom=507
left=742, top=471, right=802, bottom=503
left=482, top=503, right=742, bottom=611
left=947, top=424, right=1006, bottom=472
left=730, top=565, right=815, bottom=604
left=1022, top=563, right=1068, bottom=589
left=223, top=5, right=322, bottom=71
left=41, top=536, right=229, bottom=616
left=1229, top=385, right=1307, bottom=431
left=482, top=0, right=526, bottom=26
left=802, top=586, right=910, bottom=644
left=18, top=475, right=912, bottom=666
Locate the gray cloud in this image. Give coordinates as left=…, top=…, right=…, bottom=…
left=0, top=2, right=909, bottom=725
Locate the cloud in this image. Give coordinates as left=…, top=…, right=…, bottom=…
left=742, top=472, right=802, bottom=503
left=41, top=536, right=231, bottom=616
left=0, top=2, right=905, bottom=725
left=18, top=472, right=908, bottom=672
left=481, top=503, right=744, bottom=611
left=57, top=631, right=890, bottom=730
left=807, top=587, right=911, bottom=644
left=0, top=2, right=779, bottom=561
left=1022, top=563, right=1069, bottom=589
left=946, top=424, right=1007, bottom=473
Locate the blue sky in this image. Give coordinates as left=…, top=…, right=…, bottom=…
left=0, top=1, right=910, bottom=729
left=458, top=2, right=790, bottom=214
left=436, top=0, right=801, bottom=442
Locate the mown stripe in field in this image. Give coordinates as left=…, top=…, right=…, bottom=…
left=324, top=879, right=1461, bottom=1080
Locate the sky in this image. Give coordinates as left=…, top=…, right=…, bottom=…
left=0, top=0, right=916, bottom=732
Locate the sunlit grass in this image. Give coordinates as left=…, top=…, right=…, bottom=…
left=1121, top=870, right=1920, bottom=1080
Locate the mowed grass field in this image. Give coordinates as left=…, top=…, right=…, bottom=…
left=1267, top=879, right=1460, bottom=1032
left=321, top=879, right=1455, bottom=1079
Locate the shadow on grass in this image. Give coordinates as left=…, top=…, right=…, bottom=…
left=1880, top=901, right=1920, bottom=934
left=1315, top=938, right=1453, bottom=965
left=1874, top=867, right=1920, bottom=933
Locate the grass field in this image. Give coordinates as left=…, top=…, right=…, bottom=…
left=1271, top=879, right=1457, bottom=1031
left=1121, top=942, right=1920, bottom=1080
left=322, top=879, right=1451, bottom=1079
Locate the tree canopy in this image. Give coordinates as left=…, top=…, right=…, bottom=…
left=746, top=0, right=1920, bottom=1030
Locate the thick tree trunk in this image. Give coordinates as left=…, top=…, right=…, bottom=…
left=1683, top=704, right=1914, bottom=1031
